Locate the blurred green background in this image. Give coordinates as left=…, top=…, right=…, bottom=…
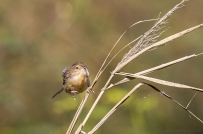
left=0, top=0, right=203, bottom=134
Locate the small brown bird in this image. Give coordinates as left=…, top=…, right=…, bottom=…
left=52, top=62, right=90, bottom=99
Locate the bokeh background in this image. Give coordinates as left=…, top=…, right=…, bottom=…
left=0, top=0, right=203, bottom=134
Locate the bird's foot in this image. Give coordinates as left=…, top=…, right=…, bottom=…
left=87, top=88, right=95, bottom=94
left=71, top=91, right=78, bottom=100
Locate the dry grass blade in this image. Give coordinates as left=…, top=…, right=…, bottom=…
left=114, top=22, right=203, bottom=73
left=186, top=91, right=198, bottom=109
left=115, top=73, right=203, bottom=92
left=66, top=91, right=91, bottom=134
left=87, top=83, right=144, bottom=134
left=101, top=19, right=158, bottom=73
left=143, top=83, right=203, bottom=123
left=115, top=0, right=188, bottom=72
left=108, top=53, right=202, bottom=89
left=96, top=19, right=158, bottom=77
left=136, top=54, right=203, bottom=75
left=89, top=82, right=202, bottom=134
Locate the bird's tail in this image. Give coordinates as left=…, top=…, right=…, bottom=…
left=52, top=88, right=64, bottom=99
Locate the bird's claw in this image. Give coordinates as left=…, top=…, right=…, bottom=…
left=71, top=91, right=78, bottom=100
left=87, top=88, right=95, bottom=94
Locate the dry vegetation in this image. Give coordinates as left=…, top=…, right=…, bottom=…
left=1, top=0, right=203, bottom=134
left=66, top=0, right=203, bottom=133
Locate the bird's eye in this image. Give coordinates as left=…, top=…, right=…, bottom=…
left=76, top=66, right=79, bottom=69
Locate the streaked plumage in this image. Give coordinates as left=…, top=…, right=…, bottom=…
left=52, top=62, right=90, bottom=99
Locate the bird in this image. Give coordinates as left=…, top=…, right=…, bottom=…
left=52, top=62, right=90, bottom=100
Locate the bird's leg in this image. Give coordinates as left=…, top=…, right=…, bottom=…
left=70, top=91, right=78, bottom=100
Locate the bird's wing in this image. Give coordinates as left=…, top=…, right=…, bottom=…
left=62, top=67, right=70, bottom=85
left=62, top=67, right=68, bottom=78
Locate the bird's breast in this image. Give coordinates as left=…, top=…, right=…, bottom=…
left=66, top=73, right=88, bottom=93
